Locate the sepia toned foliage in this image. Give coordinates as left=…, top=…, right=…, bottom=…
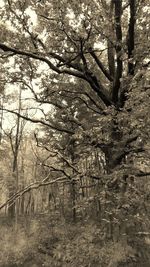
left=0, top=0, right=150, bottom=266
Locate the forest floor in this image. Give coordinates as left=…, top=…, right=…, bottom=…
left=0, top=214, right=149, bottom=267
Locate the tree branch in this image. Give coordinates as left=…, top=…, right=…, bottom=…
left=0, top=175, right=68, bottom=211
left=89, top=49, right=113, bottom=81
left=2, top=108, right=74, bottom=134
left=85, top=71, right=112, bottom=106
left=0, top=43, right=85, bottom=79
left=0, top=42, right=113, bottom=107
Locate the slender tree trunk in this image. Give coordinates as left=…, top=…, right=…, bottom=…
left=8, top=88, right=22, bottom=218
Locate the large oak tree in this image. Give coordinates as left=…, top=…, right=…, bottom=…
left=0, top=1, right=150, bottom=260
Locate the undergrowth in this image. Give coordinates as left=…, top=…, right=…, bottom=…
left=0, top=215, right=149, bottom=267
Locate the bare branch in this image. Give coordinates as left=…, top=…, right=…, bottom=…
left=1, top=108, right=74, bottom=134
left=0, top=175, right=68, bottom=211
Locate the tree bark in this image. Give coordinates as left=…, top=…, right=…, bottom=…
left=107, top=0, right=115, bottom=78
left=127, top=0, right=136, bottom=75
left=112, top=0, right=123, bottom=104
left=8, top=88, right=22, bottom=218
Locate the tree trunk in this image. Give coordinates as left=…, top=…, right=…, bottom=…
left=8, top=88, right=22, bottom=218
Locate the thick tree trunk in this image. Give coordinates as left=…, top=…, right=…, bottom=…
left=107, top=0, right=115, bottom=78
left=127, top=0, right=136, bottom=75
left=112, top=0, right=123, bottom=104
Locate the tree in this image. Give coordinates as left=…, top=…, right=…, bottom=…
left=0, top=0, right=150, bottom=263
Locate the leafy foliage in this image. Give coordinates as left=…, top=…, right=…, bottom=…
left=0, top=0, right=150, bottom=266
